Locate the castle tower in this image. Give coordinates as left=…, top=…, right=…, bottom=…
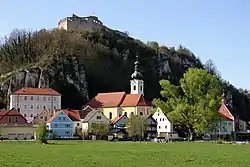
left=130, top=55, right=144, bottom=95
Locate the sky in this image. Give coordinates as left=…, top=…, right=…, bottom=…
left=0, top=0, right=249, bottom=89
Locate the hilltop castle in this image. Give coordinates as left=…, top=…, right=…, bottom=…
left=57, top=14, right=128, bottom=37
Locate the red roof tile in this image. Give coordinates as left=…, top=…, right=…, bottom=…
left=120, top=94, right=147, bottom=107
left=47, top=109, right=81, bottom=123
left=0, top=108, right=27, bottom=122
left=218, top=104, right=234, bottom=121
left=86, top=92, right=126, bottom=108
left=13, top=88, right=61, bottom=96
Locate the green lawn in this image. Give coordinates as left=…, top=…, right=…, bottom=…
left=0, top=141, right=249, bottom=167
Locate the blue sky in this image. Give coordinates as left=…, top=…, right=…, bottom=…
left=0, top=0, right=249, bottom=89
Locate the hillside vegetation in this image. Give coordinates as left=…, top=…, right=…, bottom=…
left=0, top=28, right=249, bottom=120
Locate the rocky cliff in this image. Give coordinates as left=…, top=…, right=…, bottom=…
left=0, top=28, right=202, bottom=109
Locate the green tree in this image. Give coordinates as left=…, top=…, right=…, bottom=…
left=89, top=123, right=109, bottom=139
left=126, top=115, right=147, bottom=141
left=36, top=123, right=48, bottom=144
left=153, top=68, right=222, bottom=141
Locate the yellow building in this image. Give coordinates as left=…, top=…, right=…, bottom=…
left=85, top=55, right=152, bottom=120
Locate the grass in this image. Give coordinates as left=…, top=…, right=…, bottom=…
left=0, top=141, right=249, bottom=167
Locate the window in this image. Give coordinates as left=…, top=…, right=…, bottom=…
left=8, top=117, right=11, bottom=123
left=65, top=124, right=70, bottom=127
left=44, top=116, right=47, bottom=121
left=55, top=124, right=58, bottom=127
left=43, top=96, right=46, bottom=101
left=58, top=117, right=61, bottom=120
left=228, top=122, right=232, bottom=126
left=43, top=106, right=46, bottom=109
left=77, top=123, right=80, bottom=126
left=96, top=116, right=101, bottom=119
left=24, top=96, right=27, bottom=100
left=37, top=96, right=39, bottom=100
left=15, top=117, right=18, bottom=122
left=31, top=96, right=33, bottom=100
left=54, top=106, right=56, bottom=109
left=158, top=113, right=159, bottom=116
left=159, top=126, right=161, bottom=129
left=133, top=85, right=136, bottom=90
left=63, top=117, right=66, bottom=120
left=139, top=112, right=143, bottom=116
left=124, top=112, right=127, bottom=116
left=24, top=114, right=27, bottom=117
left=65, top=131, right=69, bottom=134
left=48, top=97, right=50, bottom=101
left=24, top=105, right=27, bottom=109
left=160, top=118, right=161, bottom=121
left=54, top=97, right=56, bottom=101
left=30, top=114, right=33, bottom=118
left=109, top=112, right=112, bottom=119
left=162, top=118, right=164, bottom=121
left=31, top=105, right=33, bottom=109
left=131, top=112, right=134, bottom=116
left=37, top=105, right=39, bottom=109
left=165, top=126, right=167, bottom=129
left=140, top=85, right=143, bottom=91
left=40, top=116, right=43, bottom=119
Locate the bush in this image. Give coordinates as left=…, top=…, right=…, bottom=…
left=36, top=123, right=48, bottom=144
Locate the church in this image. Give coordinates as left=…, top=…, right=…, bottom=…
left=84, top=55, right=152, bottom=120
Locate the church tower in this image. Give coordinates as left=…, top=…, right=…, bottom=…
left=130, top=55, right=144, bottom=95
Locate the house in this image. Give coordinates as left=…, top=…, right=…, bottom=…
left=80, top=106, right=109, bottom=134
left=152, top=107, right=174, bottom=138
left=0, top=124, right=38, bottom=140
left=0, top=108, right=27, bottom=125
left=46, top=110, right=75, bottom=138
left=85, top=55, right=152, bottom=120
left=110, top=115, right=128, bottom=134
left=10, top=88, right=61, bottom=123
left=144, top=115, right=157, bottom=139
left=32, top=109, right=53, bottom=124
left=0, top=108, right=37, bottom=139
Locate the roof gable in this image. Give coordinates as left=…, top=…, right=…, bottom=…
left=0, top=108, right=26, bottom=122
left=47, top=111, right=72, bottom=123
left=120, top=94, right=147, bottom=107
left=13, top=88, right=61, bottom=96
left=62, top=109, right=81, bottom=121
left=86, top=92, right=126, bottom=108
left=111, top=115, right=128, bottom=125
left=153, top=107, right=171, bottom=123
left=218, top=103, right=234, bottom=121
left=81, top=109, right=108, bottom=123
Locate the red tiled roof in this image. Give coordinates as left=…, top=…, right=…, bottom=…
left=63, top=109, right=81, bottom=121
left=120, top=94, right=147, bottom=107
left=0, top=108, right=26, bottom=122
left=13, top=88, right=61, bottom=96
left=86, top=92, right=126, bottom=108
left=47, top=109, right=81, bottom=123
left=218, top=103, right=234, bottom=121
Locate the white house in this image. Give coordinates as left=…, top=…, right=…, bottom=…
left=152, top=107, right=174, bottom=138
left=80, top=105, right=109, bottom=133
left=10, top=88, right=61, bottom=122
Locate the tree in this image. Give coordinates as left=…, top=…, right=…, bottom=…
left=89, top=123, right=109, bottom=139
left=153, top=68, right=222, bottom=141
left=204, top=59, right=221, bottom=77
left=126, top=115, right=147, bottom=141
left=36, top=123, right=48, bottom=144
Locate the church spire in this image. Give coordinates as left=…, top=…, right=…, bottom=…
left=131, top=54, right=143, bottom=80
left=130, top=54, right=144, bottom=95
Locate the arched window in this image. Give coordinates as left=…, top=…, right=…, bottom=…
left=139, top=112, right=143, bottom=116
left=124, top=112, right=127, bottom=116
left=131, top=112, right=134, bottom=116
left=24, top=114, right=27, bottom=117
left=109, top=112, right=112, bottom=120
